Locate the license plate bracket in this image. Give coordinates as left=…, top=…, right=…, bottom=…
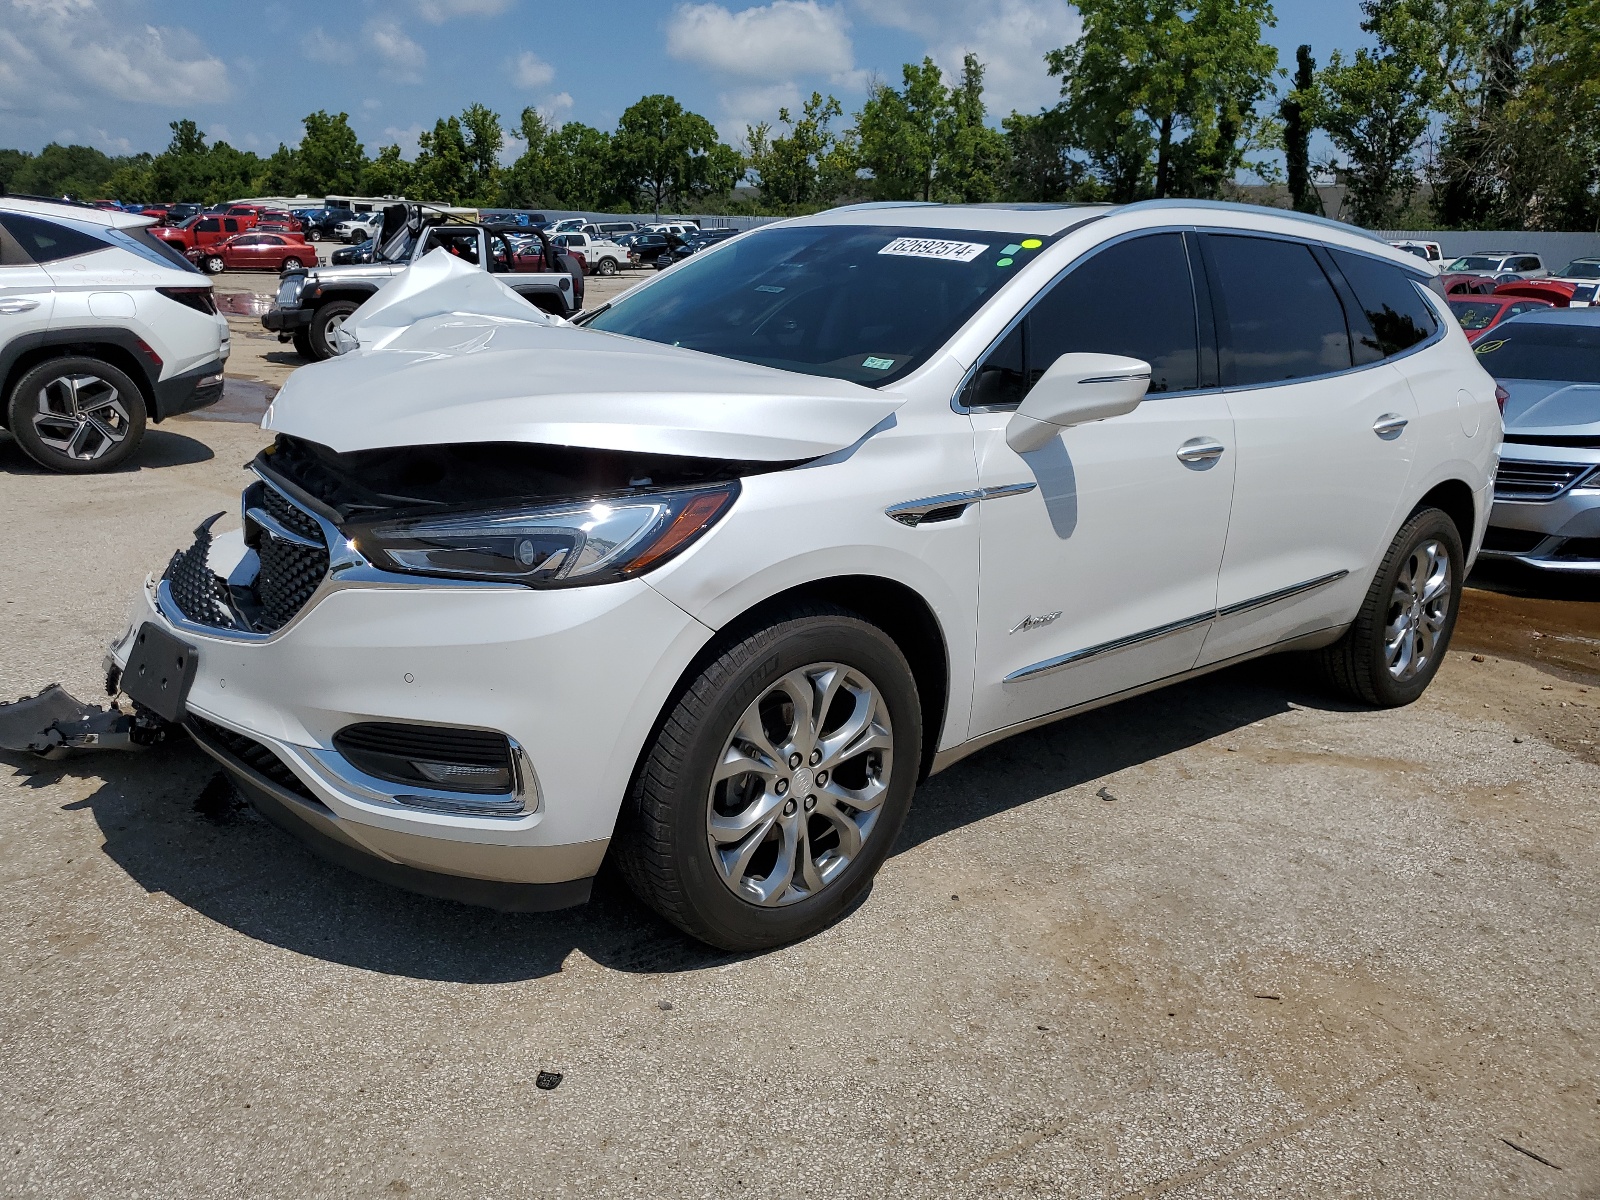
left=121, top=623, right=198, bottom=723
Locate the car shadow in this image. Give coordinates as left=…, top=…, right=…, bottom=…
left=0, top=428, right=214, bottom=473
left=263, top=352, right=306, bottom=367
left=6, top=659, right=1339, bottom=985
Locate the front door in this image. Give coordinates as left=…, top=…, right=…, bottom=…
left=969, top=231, right=1237, bottom=738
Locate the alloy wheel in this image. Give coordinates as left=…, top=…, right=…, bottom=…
left=32, top=374, right=132, bottom=461
left=706, top=662, right=894, bottom=907
left=1384, top=539, right=1451, bottom=681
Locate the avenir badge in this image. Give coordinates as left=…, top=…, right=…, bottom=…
left=878, top=237, right=989, bottom=263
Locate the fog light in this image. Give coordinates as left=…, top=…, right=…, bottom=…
left=333, top=721, right=519, bottom=797
left=199, top=373, right=224, bottom=388
left=413, top=760, right=513, bottom=792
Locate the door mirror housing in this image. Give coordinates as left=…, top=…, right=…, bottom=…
left=1004, top=352, right=1151, bottom=454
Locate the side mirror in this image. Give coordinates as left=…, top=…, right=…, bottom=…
left=1005, top=352, right=1151, bottom=454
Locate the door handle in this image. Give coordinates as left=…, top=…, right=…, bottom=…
left=1176, top=437, right=1226, bottom=464
left=1373, top=413, right=1409, bottom=439
left=0, top=298, right=41, bottom=314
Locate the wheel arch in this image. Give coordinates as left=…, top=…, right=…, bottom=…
left=0, top=332, right=157, bottom=428
left=1412, top=478, right=1476, bottom=553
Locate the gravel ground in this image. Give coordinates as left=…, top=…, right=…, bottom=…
left=1, top=324, right=1597, bottom=1198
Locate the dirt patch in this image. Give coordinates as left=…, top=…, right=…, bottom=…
left=1456, top=565, right=1600, bottom=684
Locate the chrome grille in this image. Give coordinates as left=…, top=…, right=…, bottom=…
left=1493, top=460, right=1594, bottom=501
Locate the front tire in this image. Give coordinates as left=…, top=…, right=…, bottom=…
left=308, top=299, right=359, bottom=360
left=1315, top=506, right=1464, bottom=707
left=202, top=255, right=225, bottom=274
left=616, top=604, right=922, bottom=951
left=291, top=328, right=314, bottom=359
left=5, top=356, right=147, bottom=473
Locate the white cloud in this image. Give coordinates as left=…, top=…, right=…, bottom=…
left=362, top=97, right=382, bottom=111
left=511, top=50, right=554, bottom=88
left=668, top=1, right=853, bottom=79
left=850, top=0, right=1078, bottom=116
left=416, top=0, right=513, bottom=21
left=381, top=123, right=427, bottom=155
left=716, top=81, right=802, bottom=144
left=366, top=18, right=427, bottom=82
left=301, top=26, right=352, bottom=66
left=0, top=0, right=230, bottom=113
left=541, top=91, right=574, bottom=121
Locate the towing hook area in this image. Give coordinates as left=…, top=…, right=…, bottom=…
left=0, top=683, right=172, bottom=759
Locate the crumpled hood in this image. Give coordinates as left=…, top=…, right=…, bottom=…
left=263, top=254, right=903, bottom=462
left=1500, top=378, right=1600, bottom=436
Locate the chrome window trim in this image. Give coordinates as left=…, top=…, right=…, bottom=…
left=1004, top=569, right=1351, bottom=684
left=952, top=225, right=1449, bottom=416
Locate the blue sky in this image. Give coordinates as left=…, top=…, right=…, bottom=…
left=2, top=0, right=1369, bottom=161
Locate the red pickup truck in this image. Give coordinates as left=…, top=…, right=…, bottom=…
left=153, top=214, right=254, bottom=254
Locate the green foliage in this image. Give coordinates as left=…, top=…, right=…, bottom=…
left=1047, top=0, right=1279, bottom=202
left=1001, top=109, right=1093, bottom=201
left=6, top=143, right=125, bottom=199
left=361, top=144, right=414, bottom=197
left=1280, top=45, right=1321, bottom=214
left=745, top=92, right=858, bottom=212
left=413, top=115, right=472, bottom=204
left=295, top=111, right=366, bottom=196
left=1313, top=0, right=1440, bottom=227
left=611, top=94, right=740, bottom=215
left=854, top=55, right=1007, bottom=202
left=460, top=103, right=504, bottom=204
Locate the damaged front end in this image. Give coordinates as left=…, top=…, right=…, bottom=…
left=0, top=682, right=170, bottom=758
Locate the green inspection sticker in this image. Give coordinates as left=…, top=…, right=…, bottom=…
left=1001, top=243, right=1022, bottom=255
left=996, top=257, right=1014, bottom=267
left=862, top=356, right=895, bottom=370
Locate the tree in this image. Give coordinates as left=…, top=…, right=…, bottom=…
left=361, top=144, right=413, bottom=197
left=745, top=92, right=856, bottom=212
left=500, top=107, right=553, bottom=206
left=855, top=58, right=948, bottom=201
left=459, top=103, right=504, bottom=204
left=942, top=55, right=1010, bottom=202
left=611, top=94, right=740, bottom=214
left=6, top=143, right=122, bottom=198
left=0, top=148, right=29, bottom=194
left=543, top=122, right=614, bottom=210
left=1314, top=0, right=1439, bottom=226
left=413, top=115, right=472, bottom=203
left=295, top=110, right=366, bottom=196
left=1280, top=45, right=1321, bottom=213
left=1046, top=0, right=1279, bottom=202
left=1002, top=108, right=1089, bottom=201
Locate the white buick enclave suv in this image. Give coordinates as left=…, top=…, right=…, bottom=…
left=108, top=201, right=1500, bottom=949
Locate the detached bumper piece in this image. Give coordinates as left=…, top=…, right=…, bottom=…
left=0, top=684, right=166, bottom=757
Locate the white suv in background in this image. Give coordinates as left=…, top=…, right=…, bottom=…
left=112, top=200, right=1499, bottom=950
left=1, top=197, right=230, bottom=472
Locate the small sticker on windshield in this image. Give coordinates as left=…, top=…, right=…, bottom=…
left=862, top=356, right=896, bottom=370
left=879, top=237, right=988, bottom=263
left=755, top=284, right=785, bottom=293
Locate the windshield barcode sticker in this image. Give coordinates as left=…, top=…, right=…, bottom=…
left=878, top=237, right=989, bottom=263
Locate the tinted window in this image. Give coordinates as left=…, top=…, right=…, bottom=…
left=1331, top=249, right=1437, bottom=358
left=1448, top=300, right=1502, bottom=331
left=587, top=224, right=1057, bottom=387
left=197, top=218, right=220, bottom=232
left=1473, top=323, right=1600, bottom=383
left=1515, top=257, right=1541, bottom=272
left=0, top=225, right=32, bottom=267
left=1022, top=232, right=1199, bottom=397
left=0, top=214, right=105, bottom=263
left=1208, top=235, right=1350, bottom=385
left=1505, top=302, right=1545, bottom=317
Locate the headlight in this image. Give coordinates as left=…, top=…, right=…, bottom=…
left=350, top=482, right=739, bottom=587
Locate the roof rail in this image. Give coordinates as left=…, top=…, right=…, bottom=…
left=825, top=200, right=942, bottom=213
left=1120, top=197, right=1386, bottom=243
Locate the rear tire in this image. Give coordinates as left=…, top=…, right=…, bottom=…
left=5, top=356, right=147, bottom=473
left=282, top=256, right=303, bottom=271
left=597, top=256, right=617, bottom=276
left=615, top=603, right=922, bottom=951
left=308, top=299, right=360, bottom=360
left=1315, top=506, right=1464, bottom=707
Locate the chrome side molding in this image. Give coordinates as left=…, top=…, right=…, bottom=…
left=886, top=482, right=1037, bottom=527
left=1005, top=569, right=1352, bottom=684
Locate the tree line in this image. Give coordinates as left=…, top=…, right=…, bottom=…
left=2, top=0, right=1596, bottom=230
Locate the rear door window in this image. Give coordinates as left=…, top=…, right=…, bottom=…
left=1205, top=234, right=1351, bottom=386
left=1330, top=248, right=1438, bottom=359
left=0, top=213, right=105, bottom=263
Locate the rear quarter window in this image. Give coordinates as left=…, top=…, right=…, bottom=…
left=0, top=213, right=106, bottom=263
left=1331, top=249, right=1438, bottom=358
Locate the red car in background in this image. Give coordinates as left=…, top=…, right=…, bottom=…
left=195, top=232, right=317, bottom=274
left=1492, top=278, right=1599, bottom=308
left=154, top=213, right=254, bottom=254
left=1446, top=294, right=1553, bottom=342
left=1440, top=272, right=1498, bottom=295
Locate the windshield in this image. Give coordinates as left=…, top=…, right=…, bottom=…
left=585, top=224, right=1055, bottom=386
left=1560, top=259, right=1600, bottom=279
left=1448, top=256, right=1503, bottom=271
left=1474, top=323, right=1600, bottom=383
left=1448, top=300, right=1504, bottom=331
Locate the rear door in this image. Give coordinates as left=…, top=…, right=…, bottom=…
left=1196, top=233, right=1422, bottom=666
left=0, top=216, right=56, bottom=348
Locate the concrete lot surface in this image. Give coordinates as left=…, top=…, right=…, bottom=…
left=1, top=367, right=1598, bottom=1197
